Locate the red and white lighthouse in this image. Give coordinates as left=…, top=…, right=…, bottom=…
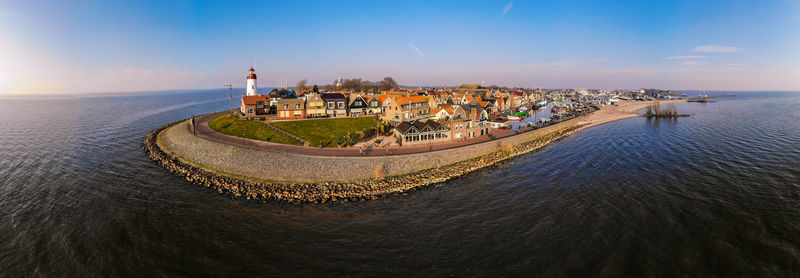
left=246, top=67, right=257, bottom=96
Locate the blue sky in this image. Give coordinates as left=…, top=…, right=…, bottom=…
left=1, top=0, right=798, bottom=94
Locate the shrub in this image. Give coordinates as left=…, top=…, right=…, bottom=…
left=347, top=132, right=360, bottom=145
left=364, top=128, right=376, bottom=139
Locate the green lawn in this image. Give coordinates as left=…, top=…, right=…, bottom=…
left=208, top=114, right=303, bottom=146
left=272, top=117, right=379, bottom=148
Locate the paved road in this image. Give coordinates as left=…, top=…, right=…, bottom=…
left=194, top=111, right=545, bottom=157
left=162, top=112, right=582, bottom=182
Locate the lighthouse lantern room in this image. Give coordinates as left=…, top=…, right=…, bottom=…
left=246, top=67, right=257, bottom=96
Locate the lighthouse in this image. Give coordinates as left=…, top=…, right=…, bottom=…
left=246, top=67, right=257, bottom=96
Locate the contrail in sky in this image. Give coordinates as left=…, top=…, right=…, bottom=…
left=409, top=44, right=424, bottom=58
left=502, top=2, right=513, bottom=17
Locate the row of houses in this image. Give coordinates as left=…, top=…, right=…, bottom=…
left=391, top=102, right=492, bottom=145
left=237, top=69, right=532, bottom=146
left=240, top=92, right=382, bottom=120
left=241, top=85, right=528, bottom=121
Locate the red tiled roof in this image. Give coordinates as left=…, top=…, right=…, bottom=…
left=241, top=95, right=269, bottom=105
left=395, top=96, right=427, bottom=105
left=376, top=94, right=393, bottom=103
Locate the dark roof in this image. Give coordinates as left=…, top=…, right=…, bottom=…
left=321, top=93, right=346, bottom=101
left=395, top=119, right=450, bottom=134
left=459, top=104, right=484, bottom=112
left=395, top=122, right=414, bottom=133
left=269, top=89, right=296, bottom=99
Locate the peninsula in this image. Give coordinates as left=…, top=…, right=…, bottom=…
left=143, top=69, right=689, bottom=203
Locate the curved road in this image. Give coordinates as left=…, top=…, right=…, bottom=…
left=194, top=111, right=554, bottom=157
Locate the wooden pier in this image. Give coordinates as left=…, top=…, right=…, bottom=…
left=688, top=94, right=735, bottom=103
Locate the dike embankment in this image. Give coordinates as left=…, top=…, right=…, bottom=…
left=143, top=100, right=683, bottom=203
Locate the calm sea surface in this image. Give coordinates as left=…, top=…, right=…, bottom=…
left=1, top=91, right=799, bottom=277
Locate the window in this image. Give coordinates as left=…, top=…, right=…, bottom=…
left=338, top=102, right=344, bottom=109
left=248, top=109, right=253, bottom=114
left=328, top=102, right=334, bottom=109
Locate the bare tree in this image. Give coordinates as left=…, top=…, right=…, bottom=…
left=379, top=77, right=398, bottom=91
left=343, top=78, right=363, bottom=91
left=296, top=79, right=308, bottom=92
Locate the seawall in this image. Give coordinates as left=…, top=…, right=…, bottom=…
left=143, top=100, right=682, bottom=203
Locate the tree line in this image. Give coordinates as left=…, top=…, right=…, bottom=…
left=295, top=77, right=398, bottom=93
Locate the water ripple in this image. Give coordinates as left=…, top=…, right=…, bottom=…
left=1, top=92, right=799, bottom=276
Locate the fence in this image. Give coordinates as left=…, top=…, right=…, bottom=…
left=264, top=122, right=307, bottom=145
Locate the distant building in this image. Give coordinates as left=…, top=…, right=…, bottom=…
left=430, top=105, right=454, bottom=120
left=451, top=94, right=474, bottom=105
left=335, top=76, right=343, bottom=90
left=487, top=118, right=510, bottom=129
left=455, top=83, right=490, bottom=98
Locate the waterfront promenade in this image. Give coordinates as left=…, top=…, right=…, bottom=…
left=194, top=111, right=536, bottom=157
left=155, top=100, right=683, bottom=183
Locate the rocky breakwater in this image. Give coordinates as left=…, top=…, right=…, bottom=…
left=143, top=120, right=585, bottom=203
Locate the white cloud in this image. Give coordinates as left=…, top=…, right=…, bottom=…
left=724, top=63, right=750, bottom=67
left=409, top=44, right=424, bottom=58
left=502, top=2, right=513, bottom=17
left=691, top=45, right=744, bottom=53
left=680, top=61, right=707, bottom=66
left=666, top=55, right=706, bottom=60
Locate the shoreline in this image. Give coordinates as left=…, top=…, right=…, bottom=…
left=143, top=100, right=685, bottom=203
